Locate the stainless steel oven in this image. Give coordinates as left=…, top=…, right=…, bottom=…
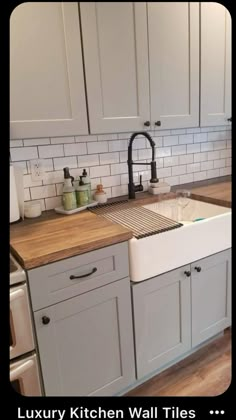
left=10, top=254, right=42, bottom=396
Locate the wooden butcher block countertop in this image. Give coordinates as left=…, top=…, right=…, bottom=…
left=10, top=176, right=231, bottom=270
left=10, top=210, right=133, bottom=270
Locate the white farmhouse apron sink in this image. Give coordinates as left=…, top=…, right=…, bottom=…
left=129, top=199, right=231, bottom=282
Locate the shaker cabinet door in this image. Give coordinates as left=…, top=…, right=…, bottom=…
left=191, top=249, right=231, bottom=347
left=80, top=2, right=150, bottom=133
left=132, top=266, right=191, bottom=379
left=148, top=2, right=199, bottom=129
left=34, top=278, right=135, bottom=396
left=200, top=3, right=231, bottom=127
left=10, top=2, right=88, bottom=139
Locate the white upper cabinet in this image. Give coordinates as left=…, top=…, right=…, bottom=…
left=80, top=2, right=150, bottom=133
left=148, top=2, right=199, bottom=130
left=10, top=3, right=88, bottom=139
left=200, top=3, right=231, bottom=127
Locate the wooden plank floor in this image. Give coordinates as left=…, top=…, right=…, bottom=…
left=126, top=328, right=231, bottom=397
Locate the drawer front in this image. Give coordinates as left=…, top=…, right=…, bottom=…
left=28, top=242, right=129, bottom=311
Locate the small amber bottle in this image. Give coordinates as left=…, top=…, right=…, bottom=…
left=94, top=184, right=107, bottom=204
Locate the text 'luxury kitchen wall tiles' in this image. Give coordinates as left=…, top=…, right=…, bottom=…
left=10, top=126, right=231, bottom=211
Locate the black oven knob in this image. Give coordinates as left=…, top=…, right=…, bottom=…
left=42, top=316, right=50, bottom=325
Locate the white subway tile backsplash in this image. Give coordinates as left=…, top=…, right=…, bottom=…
left=97, top=134, right=118, bottom=141
left=187, top=144, right=200, bottom=154
left=172, top=165, right=186, bottom=176
left=90, top=165, right=110, bottom=178
left=25, top=199, right=46, bottom=211
left=200, top=142, right=214, bottom=152
left=179, top=173, right=194, bottom=184
left=152, top=136, right=163, bottom=148
left=99, top=152, right=119, bottom=165
left=207, top=169, right=220, bottom=179
left=30, top=184, right=56, bottom=200
left=11, top=147, right=38, bottom=161
left=172, top=145, right=186, bottom=156
left=112, top=184, right=128, bottom=197
left=179, top=154, right=193, bottom=165
left=56, top=183, right=63, bottom=196
left=53, top=156, right=77, bottom=171
left=23, top=138, right=50, bottom=146
left=220, top=167, right=231, bottom=176
left=178, top=134, right=193, bottom=145
left=88, top=141, right=108, bottom=154
left=138, top=149, right=152, bottom=160
left=164, top=156, right=179, bottom=167
left=78, top=154, right=99, bottom=167
left=201, top=161, right=213, bottom=171
left=193, top=171, right=207, bottom=182
left=109, top=139, right=127, bottom=152
left=45, top=196, right=62, bottom=210
left=163, top=135, right=178, bottom=146
left=75, top=135, right=97, bottom=142
left=220, top=149, right=231, bottom=159
left=156, top=147, right=171, bottom=157
left=119, top=150, right=138, bottom=162
left=164, top=176, right=179, bottom=186
left=111, top=162, right=128, bottom=175
left=194, top=152, right=208, bottom=163
left=39, top=145, right=64, bottom=158
left=213, top=159, right=226, bottom=169
left=11, top=128, right=231, bottom=211
left=207, top=151, right=220, bottom=161
left=171, top=129, right=186, bottom=135
left=157, top=167, right=171, bottom=178
left=64, top=143, right=87, bottom=156
left=194, top=133, right=207, bottom=143
left=186, top=128, right=201, bottom=134
left=23, top=174, right=42, bottom=188
left=10, top=140, right=23, bottom=147
left=213, top=141, right=226, bottom=150
left=101, top=175, right=120, bottom=188
left=51, top=136, right=75, bottom=144
left=208, top=131, right=231, bottom=141
left=187, top=163, right=201, bottom=173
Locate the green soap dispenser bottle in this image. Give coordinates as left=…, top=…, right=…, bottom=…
left=82, top=169, right=92, bottom=202
left=76, top=176, right=89, bottom=206
left=62, top=167, right=77, bottom=211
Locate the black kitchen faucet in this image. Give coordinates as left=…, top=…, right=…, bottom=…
left=127, top=131, right=159, bottom=199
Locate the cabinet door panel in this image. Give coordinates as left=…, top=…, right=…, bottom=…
left=191, top=249, right=231, bottom=347
left=132, top=266, right=191, bottom=379
left=148, top=2, right=199, bottom=129
left=80, top=2, right=150, bottom=133
left=10, top=3, right=88, bottom=138
left=34, top=278, right=135, bottom=396
left=200, top=3, right=231, bottom=126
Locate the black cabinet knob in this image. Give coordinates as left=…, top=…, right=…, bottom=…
left=184, top=271, right=191, bottom=277
left=194, top=266, right=201, bottom=272
left=144, top=121, right=150, bottom=127
left=42, top=316, right=50, bottom=325
left=227, top=117, right=232, bottom=122
left=155, top=121, right=161, bottom=126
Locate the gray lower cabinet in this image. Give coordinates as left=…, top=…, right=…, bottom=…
left=132, top=265, right=191, bottom=379
left=34, top=277, right=135, bottom=396
left=191, top=249, right=231, bottom=347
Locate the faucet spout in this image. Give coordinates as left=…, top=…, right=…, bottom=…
left=127, top=131, right=159, bottom=199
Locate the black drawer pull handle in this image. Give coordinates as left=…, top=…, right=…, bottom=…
left=144, top=121, right=150, bottom=127
left=184, top=271, right=191, bottom=277
left=194, top=266, right=201, bottom=272
left=42, top=316, right=50, bottom=325
left=70, top=267, right=97, bottom=280
left=227, top=117, right=232, bottom=122
left=155, top=120, right=161, bottom=126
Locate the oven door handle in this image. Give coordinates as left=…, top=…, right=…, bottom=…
left=10, top=288, right=24, bottom=302
left=10, top=359, right=34, bottom=382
